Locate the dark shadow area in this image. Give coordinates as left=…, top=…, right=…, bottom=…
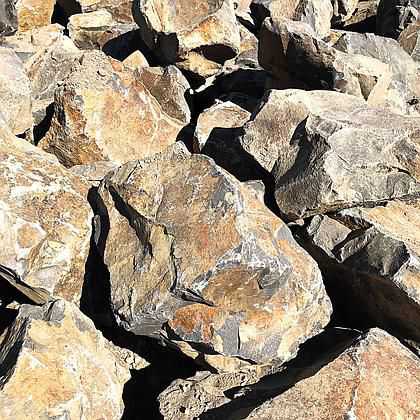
left=195, top=44, right=237, bottom=64
left=0, top=308, right=18, bottom=336
left=102, top=29, right=148, bottom=62
left=33, top=103, right=54, bottom=145
left=340, top=15, right=377, bottom=33
left=200, top=327, right=362, bottom=419
left=52, top=0, right=81, bottom=33
left=0, top=279, right=39, bottom=308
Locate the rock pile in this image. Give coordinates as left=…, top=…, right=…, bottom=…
left=0, top=0, right=420, bottom=419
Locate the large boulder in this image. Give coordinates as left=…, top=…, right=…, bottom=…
left=0, top=300, right=147, bottom=418
left=0, top=47, right=32, bottom=136
left=93, top=145, right=332, bottom=372
left=40, top=51, right=189, bottom=167
left=133, top=0, right=241, bottom=78
left=0, top=117, right=92, bottom=304
left=246, top=329, right=420, bottom=419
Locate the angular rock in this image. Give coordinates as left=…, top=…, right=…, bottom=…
left=0, top=47, right=32, bottom=135
left=0, top=300, right=146, bottom=418
left=331, top=0, right=361, bottom=23
left=70, top=160, right=119, bottom=185
left=94, top=144, right=332, bottom=371
left=40, top=51, right=189, bottom=167
left=269, top=90, right=420, bottom=219
left=337, top=0, right=380, bottom=27
left=123, top=49, right=149, bottom=70
left=246, top=329, right=420, bottom=419
left=377, top=0, right=420, bottom=38
left=304, top=198, right=420, bottom=341
left=134, top=0, right=241, bottom=78
left=0, top=117, right=92, bottom=303
left=399, top=18, right=420, bottom=61
left=78, top=0, right=135, bottom=23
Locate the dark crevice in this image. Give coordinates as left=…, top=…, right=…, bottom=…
left=52, top=0, right=82, bottom=34
left=33, top=103, right=54, bottom=145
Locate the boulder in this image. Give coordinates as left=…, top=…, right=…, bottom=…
left=123, top=49, right=150, bottom=70
left=0, top=117, right=92, bottom=303
left=94, top=145, right=332, bottom=371
left=0, top=47, right=32, bottom=136
left=40, top=51, right=189, bottom=167
left=399, top=18, right=420, bottom=61
left=78, top=0, right=135, bottom=23
left=133, top=0, right=241, bottom=78
left=0, top=300, right=147, bottom=418
left=304, top=198, right=420, bottom=341
left=249, top=89, right=420, bottom=220
left=246, top=329, right=420, bottom=420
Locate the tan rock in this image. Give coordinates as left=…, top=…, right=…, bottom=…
left=399, top=19, right=420, bottom=62
left=0, top=117, right=92, bottom=303
left=246, top=329, right=420, bottom=420
left=78, top=0, right=135, bottom=23
left=40, top=51, right=189, bottom=167
left=0, top=47, right=32, bottom=135
left=94, top=144, right=332, bottom=371
left=123, top=50, right=149, bottom=70
left=0, top=300, right=146, bottom=418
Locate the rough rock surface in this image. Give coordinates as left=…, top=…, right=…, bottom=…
left=399, top=18, right=420, bottom=61
left=0, top=300, right=146, bottom=418
left=77, top=0, right=135, bottom=23
left=40, top=51, right=189, bottom=167
left=0, top=47, right=32, bottom=135
left=246, top=329, right=420, bottom=419
left=94, top=145, right=332, bottom=371
left=0, top=117, right=92, bottom=303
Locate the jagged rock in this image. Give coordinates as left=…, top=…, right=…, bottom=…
left=0, top=0, right=55, bottom=34
left=193, top=100, right=251, bottom=151
left=399, top=18, right=420, bottom=61
left=68, top=10, right=138, bottom=51
left=331, top=0, right=360, bottom=23
left=259, top=18, right=393, bottom=106
left=94, top=144, right=332, bottom=371
left=377, top=0, right=420, bottom=38
left=133, top=0, right=241, bottom=78
left=331, top=30, right=420, bottom=115
left=79, top=0, right=135, bottom=23
left=70, top=161, right=119, bottom=185
left=0, top=47, right=32, bottom=136
left=304, top=198, right=420, bottom=342
left=251, top=0, right=333, bottom=37
left=40, top=51, right=189, bottom=167
left=268, top=90, right=420, bottom=220
left=246, top=329, right=420, bottom=419
left=338, top=0, right=380, bottom=27
left=123, top=49, right=149, bottom=70
left=0, top=117, right=92, bottom=303
left=0, top=300, right=147, bottom=418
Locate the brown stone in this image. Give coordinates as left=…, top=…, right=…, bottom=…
left=399, top=18, right=420, bottom=62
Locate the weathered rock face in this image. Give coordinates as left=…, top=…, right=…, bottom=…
left=0, top=300, right=145, bottom=418
left=261, top=90, right=420, bottom=220
left=0, top=0, right=55, bottom=34
left=377, top=0, right=420, bottom=38
left=399, top=18, right=420, bottom=61
left=331, top=0, right=360, bottom=23
left=259, top=18, right=393, bottom=107
left=246, top=329, right=420, bottom=419
left=94, top=145, right=332, bottom=371
left=0, top=118, right=92, bottom=303
left=78, top=0, right=135, bottom=23
left=305, top=198, right=420, bottom=342
left=40, top=51, right=189, bottom=167
left=134, top=0, right=241, bottom=77
left=123, top=49, right=149, bottom=69
left=0, top=47, right=32, bottom=135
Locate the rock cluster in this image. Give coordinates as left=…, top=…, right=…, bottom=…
left=0, top=1, right=420, bottom=419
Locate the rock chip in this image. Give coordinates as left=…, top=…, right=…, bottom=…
left=246, top=329, right=420, bottom=419
left=0, top=47, right=32, bottom=135
left=0, top=118, right=92, bottom=303
left=0, top=300, right=145, bottom=418
left=94, top=145, right=332, bottom=371
left=40, top=51, right=189, bottom=167
left=134, top=0, right=241, bottom=77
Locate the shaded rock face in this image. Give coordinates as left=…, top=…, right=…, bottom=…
left=399, top=18, right=420, bottom=61
left=134, top=0, right=241, bottom=77
left=39, top=50, right=189, bottom=167
left=0, top=119, right=92, bottom=303
left=0, top=47, right=32, bottom=135
left=94, top=146, right=331, bottom=371
left=0, top=300, right=142, bottom=419
left=304, top=199, right=420, bottom=342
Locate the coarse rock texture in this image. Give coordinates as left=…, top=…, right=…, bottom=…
left=0, top=0, right=55, bottom=34
left=133, top=0, right=241, bottom=77
left=259, top=18, right=393, bottom=108
left=123, top=49, right=150, bottom=69
left=40, top=50, right=189, bottom=167
left=0, top=118, right=92, bottom=303
left=260, top=90, right=420, bottom=220
left=0, top=300, right=146, bottom=418
left=77, top=0, right=135, bottom=23
left=304, top=198, right=420, bottom=342
left=0, top=47, right=32, bottom=136
left=94, top=145, right=332, bottom=371
left=246, top=329, right=420, bottom=420
left=399, top=18, right=420, bottom=61
left=377, top=0, right=420, bottom=38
